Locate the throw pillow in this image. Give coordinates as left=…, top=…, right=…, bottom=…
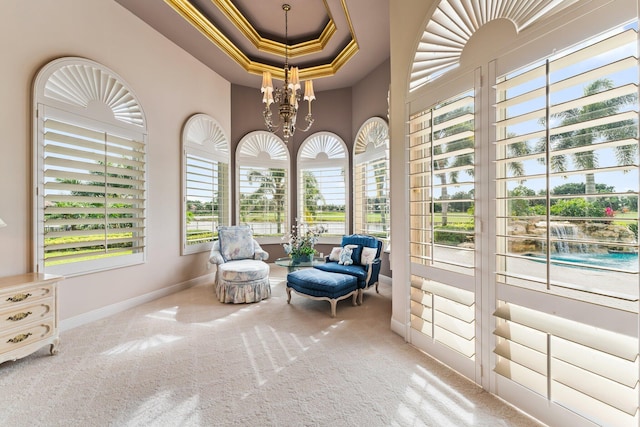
left=361, top=247, right=377, bottom=265
left=218, top=226, right=254, bottom=261
left=329, top=246, right=342, bottom=262
left=345, top=244, right=362, bottom=266
left=338, top=246, right=353, bottom=265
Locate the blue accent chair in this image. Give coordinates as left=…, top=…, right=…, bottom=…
left=313, top=234, right=383, bottom=303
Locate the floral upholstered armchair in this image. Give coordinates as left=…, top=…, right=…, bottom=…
left=209, top=225, right=270, bottom=303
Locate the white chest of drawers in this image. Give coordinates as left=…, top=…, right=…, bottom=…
left=0, top=273, right=62, bottom=365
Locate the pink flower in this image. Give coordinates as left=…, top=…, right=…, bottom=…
left=605, top=207, right=614, bottom=217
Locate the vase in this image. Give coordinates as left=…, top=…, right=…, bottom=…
left=291, top=254, right=313, bottom=264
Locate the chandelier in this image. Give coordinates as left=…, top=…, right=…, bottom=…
left=261, top=4, right=315, bottom=142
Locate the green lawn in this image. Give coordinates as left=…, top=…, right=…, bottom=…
left=44, top=232, right=136, bottom=265
left=241, top=212, right=348, bottom=223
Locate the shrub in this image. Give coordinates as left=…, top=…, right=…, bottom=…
left=434, top=224, right=474, bottom=245
left=550, top=198, right=605, bottom=218
left=509, top=185, right=546, bottom=217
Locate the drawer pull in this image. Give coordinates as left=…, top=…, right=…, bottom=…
left=7, top=312, right=32, bottom=322
left=7, top=333, right=32, bottom=344
left=7, top=293, right=32, bottom=303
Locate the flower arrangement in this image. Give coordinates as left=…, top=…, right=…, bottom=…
left=282, top=220, right=326, bottom=260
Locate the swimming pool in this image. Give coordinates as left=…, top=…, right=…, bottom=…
left=523, top=251, right=638, bottom=272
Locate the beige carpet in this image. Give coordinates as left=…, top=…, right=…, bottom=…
left=0, top=265, right=543, bottom=427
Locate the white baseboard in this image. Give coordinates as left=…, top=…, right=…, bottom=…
left=390, top=317, right=406, bottom=339
left=378, top=274, right=406, bottom=339
left=59, top=273, right=215, bottom=332
left=379, top=274, right=392, bottom=285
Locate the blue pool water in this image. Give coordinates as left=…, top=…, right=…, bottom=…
left=524, top=251, right=638, bottom=271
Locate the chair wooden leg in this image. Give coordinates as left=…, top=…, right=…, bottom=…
left=286, top=286, right=292, bottom=304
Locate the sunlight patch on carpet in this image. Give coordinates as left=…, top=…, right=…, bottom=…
left=130, top=391, right=200, bottom=426
left=145, top=306, right=179, bottom=321
left=416, top=364, right=473, bottom=406
left=101, top=334, right=183, bottom=355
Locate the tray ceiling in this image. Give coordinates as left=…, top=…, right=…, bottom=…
left=115, top=0, right=390, bottom=91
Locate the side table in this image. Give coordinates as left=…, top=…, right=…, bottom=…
left=274, top=256, right=324, bottom=272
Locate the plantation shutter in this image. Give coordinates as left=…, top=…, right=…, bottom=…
left=185, top=154, right=228, bottom=247
left=354, top=159, right=388, bottom=234
left=408, top=83, right=478, bottom=379
left=410, top=276, right=476, bottom=359
left=493, top=22, right=639, bottom=426
left=298, top=133, right=348, bottom=238
left=237, top=132, right=289, bottom=238
left=181, top=113, right=230, bottom=254
left=494, top=302, right=639, bottom=426
left=354, top=119, right=390, bottom=242
left=34, top=58, right=147, bottom=276
left=495, top=27, right=639, bottom=304
left=409, top=90, right=475, bottom=273
left=42, top=114, right=146, bottom=274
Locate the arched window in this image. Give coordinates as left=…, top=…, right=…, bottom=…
left=33, top=57, right=147, bottom=276
left=297, top=132, right=348, bottom=239
left=182, top=114, right=230, bottom=254
left=353, top=118, right=390, bottom=244
left=236, top=131, right=289, bottom=240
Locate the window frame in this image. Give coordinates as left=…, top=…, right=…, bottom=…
left=353, top=117, right=390, bottom=246
left=181, top=114, right=230, bottom=255
left=297, top=132, right=349, bottom=242
left=236, top=131, right=290, bottom=243
left=493, top=21, right=640, bottom=311
left=33, top=57, right=147, bottom=276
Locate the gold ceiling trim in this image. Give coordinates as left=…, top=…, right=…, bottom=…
left=165, top=0, right=251, bottom=67
left=164, top=0, right=359, bottom=80
left=211, top=0, right=336, bottom=57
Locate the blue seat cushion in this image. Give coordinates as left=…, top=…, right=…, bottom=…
left=287, top=269, right=357, bottom=299
left=313, top=262, right=367, bottom=287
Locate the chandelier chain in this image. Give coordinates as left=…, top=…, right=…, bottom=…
left=284, top=3, right=289, bottom=71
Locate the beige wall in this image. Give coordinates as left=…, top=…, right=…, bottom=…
left=231, top=83, right=353, bottom=237
left=351, top=58, right=391, bottom=141
left=351, top=58, right=392, bottom=275
left=0, top=0, right=391, bottom=326
left=0, top=0, right=230, bottom=322
left=231, top=59, right=391, bottom=263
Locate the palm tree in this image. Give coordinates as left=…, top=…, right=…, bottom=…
left=536, top=78, right=638, bottom=195
left=302, top=171, right=324, bottom=221
left=246, top=168, right=325, bottom=234
left=505, top=138, right=530, bottom=180
left=433, top=106, right=475, bottom=226
left=434, top=112, right=528, bottom=227
left=372, top=161, right=389, bottom=233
